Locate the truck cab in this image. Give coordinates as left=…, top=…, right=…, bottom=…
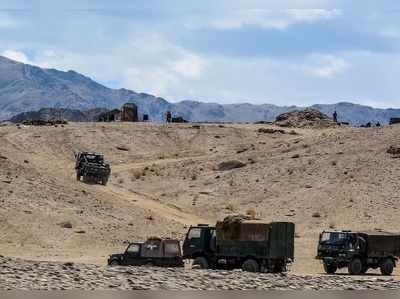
left=182, top=224, right=216, bottom=268
left=108, top=238, right=184, bottom=267
left=317, top=230, right=362, bottom=274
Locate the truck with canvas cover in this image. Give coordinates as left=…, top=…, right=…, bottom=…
left=316, top=230, right=400, bottom=275
left=182, top=216, right=295, bottom=273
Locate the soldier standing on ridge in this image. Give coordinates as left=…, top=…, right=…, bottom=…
left=333, top=110, right=338, bottom=123
left=166, top=111, right=172, bottom=123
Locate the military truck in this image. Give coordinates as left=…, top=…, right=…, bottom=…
left=75, top=152, right=111, bottom=185
left=316, top=230, right=400, bottom=275
left=108, top=238, right=184, bottom=267
left=182, top=217, right=295, bottom=272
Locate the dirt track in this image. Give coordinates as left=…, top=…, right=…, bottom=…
left=1, top=122, right=400, bottom=276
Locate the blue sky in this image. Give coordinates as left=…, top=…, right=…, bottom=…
left=1, top=0, right=400, bottom=108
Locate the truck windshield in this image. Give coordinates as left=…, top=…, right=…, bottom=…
left=320, top=232, right=348, bottom=245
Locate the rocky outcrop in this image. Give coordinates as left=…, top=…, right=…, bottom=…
left=274, top=108, right=338, bottom=128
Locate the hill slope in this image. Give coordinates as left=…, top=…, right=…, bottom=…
left=1, top=55, right=400, bottom=124
left=1, top=122, right=400, bottom=274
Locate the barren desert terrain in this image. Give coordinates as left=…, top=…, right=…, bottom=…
left=0, top=122, right=399, bottom=276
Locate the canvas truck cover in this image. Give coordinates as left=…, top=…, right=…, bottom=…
left=359, top=232, right=400, bottom=258
left=215, top=218, right=295, bottom=260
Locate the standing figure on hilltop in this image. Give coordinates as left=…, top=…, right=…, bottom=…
left=333, top=110, right=338, bottom=123
left=166, top=111, right=172, bottom=123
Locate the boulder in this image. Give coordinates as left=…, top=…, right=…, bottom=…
left=274, top=108, right=337, bottom=128
left=217, top=160, right=246, bottom=171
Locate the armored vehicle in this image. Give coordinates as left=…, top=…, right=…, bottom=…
left=108, top=238, right=184, bottom=267
left=182, top=217, right=295, bottom=273
left=75, top=152, right=111, bottom=185
left=316, top=230, right=400, bottom=275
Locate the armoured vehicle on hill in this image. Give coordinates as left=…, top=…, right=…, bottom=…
left=108, top=238, right=183, bottom=267
left=316, top=230, right=400, bottom=275
left=75, top=152, right=111, bottom=185
left=182, top=216, right=295, bottom=273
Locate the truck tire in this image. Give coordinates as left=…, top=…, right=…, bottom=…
left=242, top=259, right=260, bottom=273
left=348, top=258, right=363, bottom=275
left=380, top=258, right=394, bottom=276
left=192, top=257, right=208, bottom=269
left=109, top=259, right=120, bottom=266
left=76, top=173, right=81, bottom=181
left=323, top=262, right=337, bottom=274
left=101, top=178, right=108, bottom=186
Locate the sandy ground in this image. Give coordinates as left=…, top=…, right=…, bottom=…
left=0, top=122, right=399, bottom=276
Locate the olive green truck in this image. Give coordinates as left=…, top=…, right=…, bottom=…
left=182, top=218, right=295, bottom=273
left=316, top=230, right=400, bottom=275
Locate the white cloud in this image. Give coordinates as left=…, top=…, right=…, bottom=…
left=303, top=54, right=349, bottom=78
left=2, top=50, right=29, bottom=63
left=190, top=9, right=342, bottom=31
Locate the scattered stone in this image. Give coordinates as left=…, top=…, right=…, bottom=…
left=236, top=148, right=248, bottom=154
left=59, top=221, right=73, bottom=229
left=312, top=212, right=321, bottom=218
left=116, top=146, right=129, bottom=151
left=291, top=154, right=300, bottom=159
left=387, top=145, right=400, bottom=156
left=217, top=160, right=246, bottom=171
left=257, top=128, right=286, bottom=134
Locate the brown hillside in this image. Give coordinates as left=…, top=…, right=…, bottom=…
left=0, top=122, right=399, bottom=275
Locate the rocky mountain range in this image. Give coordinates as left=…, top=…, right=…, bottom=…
left=1, top=55, right=399, bottom=124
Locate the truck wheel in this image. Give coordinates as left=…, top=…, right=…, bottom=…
left=242, top=259, right=260, bottom=273
left=76, top=173, right=81, bottom=181
left=101, top=178, right=108, bottom=186
left=109, top=259, right=120, bottom=266
left=323, top=262, right=338, bottom=274
left=380, top=259, right=394, bottom=276
left=348, top=258, right=363, bottom=275
left=192, top=257, right=209, bottom=269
